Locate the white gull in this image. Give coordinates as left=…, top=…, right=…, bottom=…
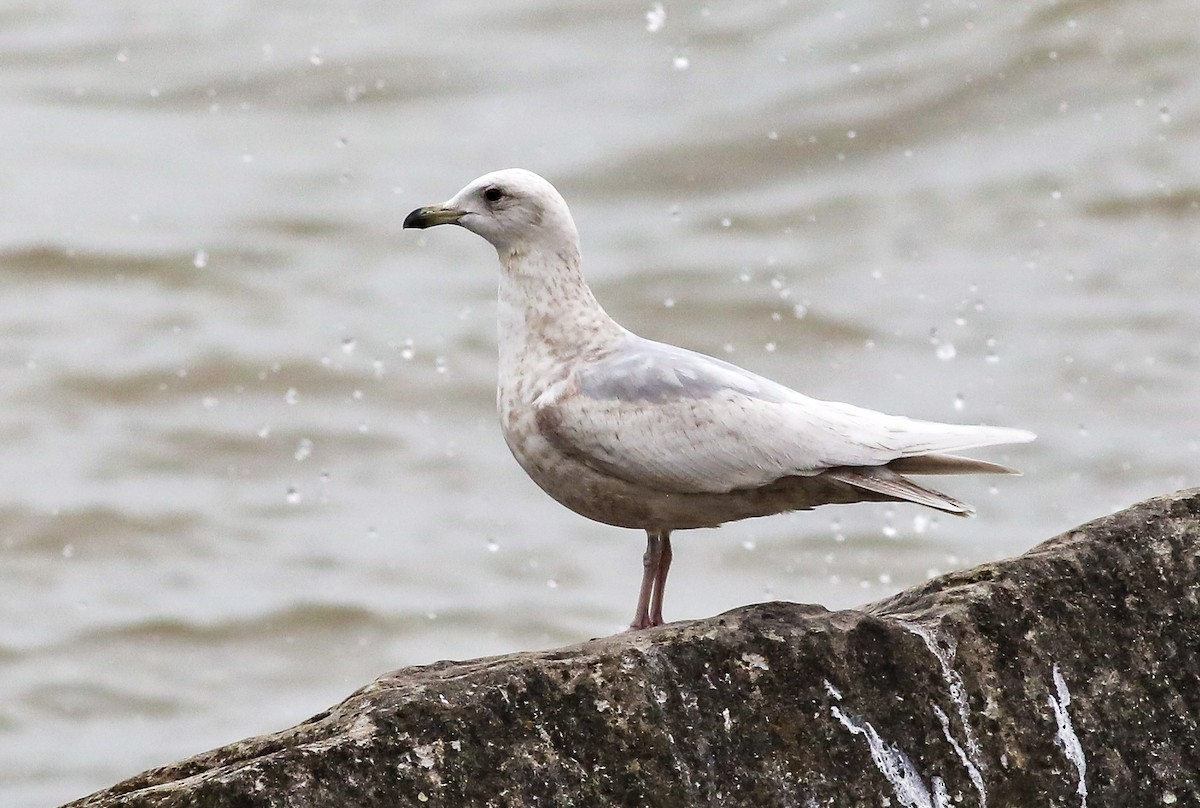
left=404, top=169, right=1035, bottom=630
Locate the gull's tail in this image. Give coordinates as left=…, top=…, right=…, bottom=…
left=885, top=423, right=1036, bottom=458
left=886, top=453, right=1021, bottom=475
left=824, top=423, right=1035, bottom=516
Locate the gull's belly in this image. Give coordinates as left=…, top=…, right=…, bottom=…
left=500, top=403, right=666, bottom=529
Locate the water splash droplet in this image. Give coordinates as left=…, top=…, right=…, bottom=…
left=936, top=343, right=957, bottom=361
left=294, top=438, right=313, bottom=462
left=192, top=249, right=208, bottom=268
left=284, top=388, right=299, bottom=405
left=672, top=55, right=690, bottom=70
left=645, top=2, right=666, bottom=32
left=342, top=337, right=357, bottom=354
left=286, top=486, right=302, bottom=505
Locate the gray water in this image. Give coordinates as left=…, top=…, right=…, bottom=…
left=2, top=1, right=1198, bottom=804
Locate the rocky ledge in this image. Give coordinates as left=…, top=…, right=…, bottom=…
left=67, top=489, right=1200, bottom=807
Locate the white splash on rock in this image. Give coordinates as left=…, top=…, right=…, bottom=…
left=933, top=705, right=985, bottom=806
left=1048, top=663, right=1088, bottom=807
left=903, top=622, right=987, bottom=805
left=830, top=706, right=949, bottom=808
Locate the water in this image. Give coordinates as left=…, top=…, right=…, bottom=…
left=2, top=1, right=1198, bottom=804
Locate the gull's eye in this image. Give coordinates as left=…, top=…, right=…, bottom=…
left=483, top=187, right=504, bottom=204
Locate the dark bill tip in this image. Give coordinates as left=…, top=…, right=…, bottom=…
left=403, top=206, right=465, bottom=229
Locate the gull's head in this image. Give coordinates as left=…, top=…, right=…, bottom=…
left=403, top=169, right=578, bottom=257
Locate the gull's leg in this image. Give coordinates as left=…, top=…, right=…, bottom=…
left=648, top=531, right=672, bottom=627
left=629, top=531, right=663, bottom=630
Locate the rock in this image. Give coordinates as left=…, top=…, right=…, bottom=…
left=66, top=489, right=1200, bottom=807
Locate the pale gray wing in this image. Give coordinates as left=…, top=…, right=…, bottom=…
left=536, top=337, right=1034, bottom=495
left=536, top=338, right=891, bottom=494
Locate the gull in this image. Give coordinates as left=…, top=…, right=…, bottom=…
left=404, top=169, right=1035, bottom=630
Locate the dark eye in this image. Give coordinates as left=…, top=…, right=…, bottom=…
left=483, top=187, right=504, bottom=203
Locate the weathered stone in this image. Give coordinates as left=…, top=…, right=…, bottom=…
left=66, top=489, right=1200, bottom=807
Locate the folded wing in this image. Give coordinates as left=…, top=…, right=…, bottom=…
left=535, top=337, right=1034, bottom=499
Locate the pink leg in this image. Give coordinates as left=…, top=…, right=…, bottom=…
left=648, top=532, right=672, bottom=627
left=629, top=531, right=665, bottom=630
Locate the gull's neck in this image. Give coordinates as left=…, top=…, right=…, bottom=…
left=496, top=242, right=623, bottom=390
